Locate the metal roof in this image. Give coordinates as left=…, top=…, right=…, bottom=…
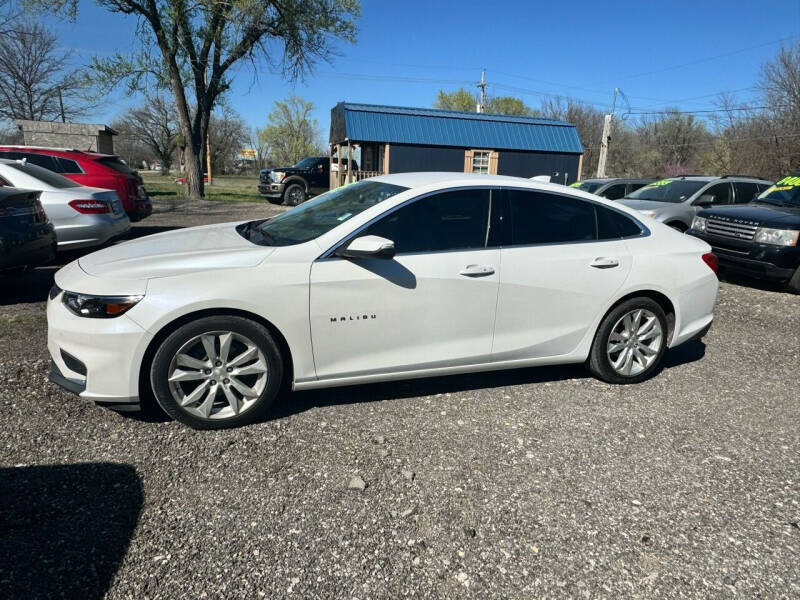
left=334, top=103, right=583, bottom=154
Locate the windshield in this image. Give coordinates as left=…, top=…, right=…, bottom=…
left=6, top=161, right=80, bottom=189
left=239, top=180, right=409, bottom=246
left=625, top=179, right=706, bottom=203
left=293, top=157, right=320, bottom=169
left=756, top=174, right=800, bottom=206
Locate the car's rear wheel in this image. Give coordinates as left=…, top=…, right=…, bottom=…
left=283, top=183, right=306, bottom=206
left=587, top=298, right=668, bottom=384
left=150, top=316, right=283, bottom=429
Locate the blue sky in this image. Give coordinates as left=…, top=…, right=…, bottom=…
left=45, top=0, right=800, bottom=138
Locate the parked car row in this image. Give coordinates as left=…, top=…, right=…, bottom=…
left=574, top=172, right=799, bottom=293
left=0, top=154, right=134, bottom=274
left=0, top=146, right=152, bottom=221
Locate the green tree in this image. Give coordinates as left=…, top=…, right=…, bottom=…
left=258, top=95, right=323, bottom=166
left=434, top=88, right=535, bottom=115
left=30, top=0, right=359, bottom=198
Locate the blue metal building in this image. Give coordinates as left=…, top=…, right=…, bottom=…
left=329, top=102, right=584, bottom=186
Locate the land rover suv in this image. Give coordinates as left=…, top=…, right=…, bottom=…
left=688, top=172, right=800, bottom=293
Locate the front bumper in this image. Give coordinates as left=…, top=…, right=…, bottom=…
left=258, top=181, right=285, bottom=198
left=47, top=291, right=152, bottom=411
left=688, top=230, right=799, bottom=281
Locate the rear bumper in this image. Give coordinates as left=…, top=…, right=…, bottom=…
left=55, top=214, right=131, bottom=251
left=688, top=231, right=799, bottom=281
left=129, top=200, right=152, bottom=220
left=0, top=224, right=57, bottom=270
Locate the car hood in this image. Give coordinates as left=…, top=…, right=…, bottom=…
left=78, top=221, right=274, bottom=280
left=617, top=199, right=678, bottom=213
left=699, top=203, right=800, bottom=227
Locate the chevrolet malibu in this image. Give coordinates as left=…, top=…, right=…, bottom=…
left=47, top=173, right=719, bottom=429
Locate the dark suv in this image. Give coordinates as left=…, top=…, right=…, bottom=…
left=688, top=172, right=800, bottom=293
left=258, top=156, right=358, bottom=206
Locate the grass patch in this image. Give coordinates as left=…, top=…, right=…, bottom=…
left=142, top=174, right=264, bottom=203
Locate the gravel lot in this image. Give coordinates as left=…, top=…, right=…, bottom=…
left=1, top=198, right=799, bottom=599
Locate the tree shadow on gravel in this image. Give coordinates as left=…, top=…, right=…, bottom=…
left=0, top=462, right=142, bottom=600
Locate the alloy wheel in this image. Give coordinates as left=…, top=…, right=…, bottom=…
left=167, top=330, right=268, bottom=420
left=606, top=308, right=663, bottom=377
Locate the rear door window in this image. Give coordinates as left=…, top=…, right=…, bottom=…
left=56, top=157, right=84, bottom=174
left=23, top=153, right=60, bottom=172
left=507, top=190, right=596, bottom=245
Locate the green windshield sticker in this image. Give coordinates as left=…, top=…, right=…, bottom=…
left=569, top=182, right=582, bottom=187
left=775, top=176, right=800, bottom=187
left=642, top=179, right=671, bottom=189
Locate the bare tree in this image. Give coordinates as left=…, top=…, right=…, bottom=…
left=208, top=106, right=249, bottom=174
left=0, top=20, right=89, bottom=122
left=34, top=0, right=360, bottom=199
left=115, top=95, right=179, bottom=174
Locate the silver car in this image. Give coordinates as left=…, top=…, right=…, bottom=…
left=0, top=159, right=130, bottom=250
left=618, top=176, right=773, bottom=231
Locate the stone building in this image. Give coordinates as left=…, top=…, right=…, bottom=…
left=14, top=120, right=118, bottom=154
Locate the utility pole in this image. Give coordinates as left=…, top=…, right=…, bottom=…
left=596, top=88, right=619, bottom=178
left=57, top=88, right=66, bottom=123
left=476, top=69, right=487, bottom=113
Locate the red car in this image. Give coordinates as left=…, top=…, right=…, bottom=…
left=0, top=146, right=152, bottom=220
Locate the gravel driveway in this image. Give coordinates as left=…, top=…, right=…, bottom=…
left=1, top=198, right=799, bottom=599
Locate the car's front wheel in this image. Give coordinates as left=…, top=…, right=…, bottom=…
left=283, top=183, right=306, bottom=206
left=587, top=298, right=668, bottom=384
left=150, top=316, right=283, bottom=429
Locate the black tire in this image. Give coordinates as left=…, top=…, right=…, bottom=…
left=587, top=297, right=668, bottom=384
left=786, top=265, right=800, bottom=295
left=282, top=183, right=306, bottom=206
left=150, top=315, right=283, bottom=429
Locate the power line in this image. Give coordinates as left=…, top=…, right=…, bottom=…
left=583, top=131, right=800, bottom=151
left=616, top=35, right=798, bottom=81
left=625, top=105, right=788, bottom=116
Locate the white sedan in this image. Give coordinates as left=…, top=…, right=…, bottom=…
left=47, top=173, right=718, bottom=429
left=0, top=158, right=130, bottom=250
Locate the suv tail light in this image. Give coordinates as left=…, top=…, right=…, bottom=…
left=702, top=252, right=718, bottom=274
left=69, top=199, right=110, bottom=214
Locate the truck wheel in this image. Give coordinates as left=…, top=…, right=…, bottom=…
left=786, top=265, right=800, bottom=295
left=283, top=183, right=306, bottom=206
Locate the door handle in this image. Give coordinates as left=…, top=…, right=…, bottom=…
left=459, top=264, right=495, bottom=277
left=590, top=257, right=620, bottom=269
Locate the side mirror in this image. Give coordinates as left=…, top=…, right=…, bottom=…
left=335, top=235, right=396, bottom=260
left=694, top=194, right=714, bottom=207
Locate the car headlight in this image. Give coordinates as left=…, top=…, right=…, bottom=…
left=691, top=216, right=707, bottom=233
left=271, top=171, right=285, bottom=182
left=62, top=291, right=143, bottom=318
left=753, top=227, right=800, bottom=246
left=639, top=210, right=658, bottom=219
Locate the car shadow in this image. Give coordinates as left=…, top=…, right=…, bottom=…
left=0, top=462, right=142, bottom=600
left=273, top=341, right=708, bottom=420
left=718, top=270, right=789, bottom=294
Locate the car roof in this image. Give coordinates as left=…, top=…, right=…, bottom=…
left=371, top=172, right=563, bottom=188
left=664, top=175, right=771, bottom=183
left=0, top=145, right=108, bottom=158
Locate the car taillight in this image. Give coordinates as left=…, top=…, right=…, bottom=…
left=34, top=199, right=47, bottom=221
left=69, top=199, right=110, bottom=214
left=702, top=252, right=718, bottom=274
